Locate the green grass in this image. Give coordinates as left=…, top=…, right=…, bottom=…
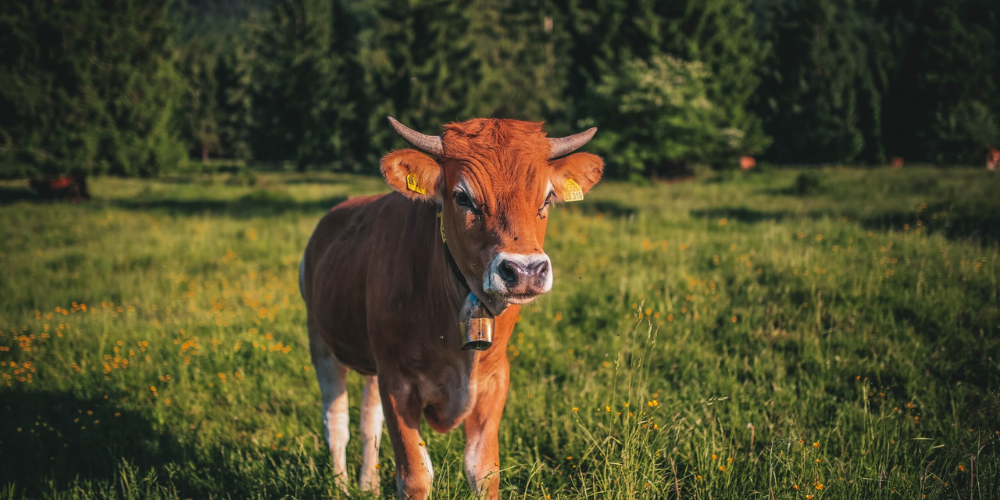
left=1, top=167, right=999, bottom=499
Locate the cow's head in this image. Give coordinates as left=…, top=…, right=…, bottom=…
left=380, top=117, right=603, bottom=315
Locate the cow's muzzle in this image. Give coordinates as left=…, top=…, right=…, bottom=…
left=484, top=252, right=553, bottom=303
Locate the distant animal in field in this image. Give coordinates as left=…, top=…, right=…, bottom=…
left=29, top=174, right=90, bottom=201
left=299, top=117, right=603, bottom=499
left=987, top=147, right=999, bottom=170
left=740, top=156, right=756, bottom=170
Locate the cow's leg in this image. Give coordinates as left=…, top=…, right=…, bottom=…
left=358, top=375, right=384, bottom=494
left=310, top=331, right=350, bottom=492
left=379, top=377, right=433, bottom=500
left=463, top=366, right=510, bottom=499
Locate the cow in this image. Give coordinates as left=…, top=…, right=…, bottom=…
left=29, top=173, right=90, bottom=201
left=299, top=117, right=603, bottom=499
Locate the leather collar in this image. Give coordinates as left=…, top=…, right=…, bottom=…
left=439, top=206, right=471, bottom=293
left=443, top=243, right=470, bottom=293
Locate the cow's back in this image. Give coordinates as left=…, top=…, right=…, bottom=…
left=302, top=193, right=390, bottom=374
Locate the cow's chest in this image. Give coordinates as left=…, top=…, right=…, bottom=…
left=409, top=350, right=478, bottom=432
left=368, top=297, right=516, bottom=433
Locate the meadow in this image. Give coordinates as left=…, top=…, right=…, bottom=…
left=1, top=167, right=998, bottom=499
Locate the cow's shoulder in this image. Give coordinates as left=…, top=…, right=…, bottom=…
left=306, top=192, right=438, bottom=287
left=307, top=194, right=388, bottom=257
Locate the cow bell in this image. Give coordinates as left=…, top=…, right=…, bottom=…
left=459, top=293, right=494, bottom=351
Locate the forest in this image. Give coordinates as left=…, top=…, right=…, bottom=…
left=1, top=0, right=998, bottom=179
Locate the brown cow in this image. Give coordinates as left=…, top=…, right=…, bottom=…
left=299, top=117, right=603, bottom=499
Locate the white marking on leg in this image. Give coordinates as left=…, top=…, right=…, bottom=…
left=395, top=444, right=433, bottom=500
left=358, top=375, right=384, bottom=494
left=314, top=349, right=349, bottom=491
left=422, top=443, right=434, bottom=481
left=394, top=425, right=434, bottom=497
left=464, top=434, right=485, bottom=490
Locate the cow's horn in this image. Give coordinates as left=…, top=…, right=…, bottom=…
left=548, top=127, right=598, bottom=159
left=388, top=117, right=443, bottom=156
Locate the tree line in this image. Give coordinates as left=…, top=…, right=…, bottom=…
left=1, top=0, right=998, bottom=180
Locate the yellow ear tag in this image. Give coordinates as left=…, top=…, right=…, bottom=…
left=406, top=173, right=427, bottom=195
left=563, top=178, right=584, bottom=202
left=437, top=212, right=446, bottom=243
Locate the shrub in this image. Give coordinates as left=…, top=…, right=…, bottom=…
left=588, top=55, right=744, bottom=178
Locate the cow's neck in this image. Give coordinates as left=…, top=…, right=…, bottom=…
left=426, top=203, right=472, bottom=313
left=440, top=233, right=470, bottom=295
left=422, top=202, right=515, bottom=355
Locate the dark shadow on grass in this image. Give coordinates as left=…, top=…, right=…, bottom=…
left=573, top=199, right=639, bottom=218
left=762, top=171, right=827, bottom=197
left=155, top=175, right=211, bottom=185
left=857, top=209, right=1000, bottom=245
left=112, top=192, right=348, bottom=218
left=689, top=207, right=791, bottom=224
left=0, top=389, right=195, bottom=497
left=281, top=175, right=352, bottom=185
left=0, top=186, right=40, bottom=205
left=0, top=389, right=349, bottom=498
left=690, top=206, right=1000, bottom=244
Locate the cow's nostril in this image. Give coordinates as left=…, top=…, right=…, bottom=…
left=528, top=260, right=548, bottom=278
left=498, top=260, right=519, bottom=284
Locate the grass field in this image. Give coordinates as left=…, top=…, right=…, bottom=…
left=1, top=167, right=999, bottom=499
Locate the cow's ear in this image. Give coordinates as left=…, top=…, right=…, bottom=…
left=550, top=152, right=604, bottom=202
left=380, top=149, right=443, bottom=201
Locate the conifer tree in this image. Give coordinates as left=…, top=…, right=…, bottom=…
left=357, top=0, right=477, bottom=160
left=463, top=0, right=567, bottom=123
left=0, top=0, right=188, bottom=178
left=662, top=0, right=771, bottom=155
left=245, top=0, right=355, bottom=169
left=177, top=38, right=221, bottom=163
left=882, top=0, right=999, bottom=164
left=213, top=34, right=256, bottom=161
left=753, top=0, right=891, bottom=164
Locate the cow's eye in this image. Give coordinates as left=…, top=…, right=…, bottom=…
left=539, top=191, right=555, bottom=218
left=454, top=190, right=474, bottom=209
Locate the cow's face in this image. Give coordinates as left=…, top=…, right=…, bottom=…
left=380, top=118, right=603, bottom=314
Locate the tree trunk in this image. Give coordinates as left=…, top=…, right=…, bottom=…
left=74, top=171, right=91, bottom=199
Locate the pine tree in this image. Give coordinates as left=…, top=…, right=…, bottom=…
left=561, top=0, right=667, bottom=109
left=752, top=0, right=892, bottom=164
left=357, top=0, right=477, bottom=161
left=463, top=0, right=567, bottom=123
left=245, top=0, right=354, bottom=169
left=177, top=38, right=221, bottom=163
left=662, top=0, right=772, bottom=155
left=0, top=0, right=188, bottom=178
left=882, top=0, right=999, bottom=164
left=214, top=33, right=256, bottom=161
